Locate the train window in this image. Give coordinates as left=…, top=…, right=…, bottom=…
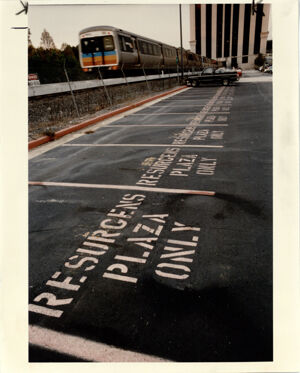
left=103, top=36, right=115, bottom=51
left=138, top=41, right=143, bottom=53
left=144, top=43, right=148, bottom=54
left=119, top=35, right=134, bottom=53
left=124, top=36, right=134, bottom=52
left=148, top=44, right=153, bottom=55
left=138, top=40, right=160, bottom=56
left=154, top=45, right=161, bottom=56
left=81, top=37, right=102, bottom=54
left=119, top=36, right=125, bottom=51
left=140, top=41, right=148, bottom=55
left=146, top=42, right=151, bottom=55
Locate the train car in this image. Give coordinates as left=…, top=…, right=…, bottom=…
left=79, top=25, right=207, bottom=75
left=186, top=51, right=202, bottom=71
left=79, top=26, right=136, bottom=70
left=161, top=44, right=177, bottom=69
left=176, top=47, right=188, bottom=70
left=136, top=36, right=163, bottom=69
left=79, top=26, right=169, bottom=72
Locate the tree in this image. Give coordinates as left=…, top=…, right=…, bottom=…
left=28, top=28, right=32, bottom=47
left=61, top=43, right=68, bottom=51
left=254, top=53, right=265, bottom=67
left=40, top=29, right=56, bottom=49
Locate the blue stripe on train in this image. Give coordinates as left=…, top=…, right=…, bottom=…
left=82, top=51, right=116, bottom=58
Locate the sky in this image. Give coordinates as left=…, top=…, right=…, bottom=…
left=29, top=4, right=191, bottom=49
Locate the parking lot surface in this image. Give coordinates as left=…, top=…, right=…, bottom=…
left=29, top=77, right=273, bottom=362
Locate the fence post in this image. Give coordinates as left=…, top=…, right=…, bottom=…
left=97, top=67, right=113, bottom=107
left=120, top=64, right=129, bottom=87
left=63, top=60, right=80, bottom=117
left=157, top=65, right=162, bottom=91
left=142, top=65, right=151, bottom=93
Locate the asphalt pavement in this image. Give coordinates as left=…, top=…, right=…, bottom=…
left=29, top=73, right=273, bottom=362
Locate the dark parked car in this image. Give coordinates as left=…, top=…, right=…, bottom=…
left=186, top=67, right=239, bottom=87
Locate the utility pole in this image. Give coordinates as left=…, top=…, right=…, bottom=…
left=179, top=4, right=184, bottom=81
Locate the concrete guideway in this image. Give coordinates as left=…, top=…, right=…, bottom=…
left=28, top=72, right=196, bottom=98
left=29, top=78, right=273, bottom=362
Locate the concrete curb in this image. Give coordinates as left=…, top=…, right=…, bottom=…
left=28, top=86, right=187, bottom=150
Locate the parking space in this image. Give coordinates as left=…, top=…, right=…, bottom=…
left=66, top=125, right=225, bottom=145
left=29, top=80, right=273, bottom=362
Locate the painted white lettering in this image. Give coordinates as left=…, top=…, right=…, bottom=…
left=33, top=292, right=73, bottom=306
left=172, top=222, right=201, bottom=232
left=87, top=236, right=114, bottom=243
left=167, top=239, right=197, bottom=247
left=103, top=263, right=137, bottom=283
left=46, top=272, right=80, bottom=291
left=141, top=214, right=168, bottom=223
left=82, top=241, right=108, bottom=250
left=155, top=263, right=190, bottom=280
left=210, top=130, right=224, bottom=140
left=115, top=201, right=143, bottom=209
left=114, top=255, right=146, bottom=264
left=76, top=247, right=106, bottom=256
left=103, top=272, right=137, bottom=283
left=160, top=249, right=195, bottom=263
left=136, top=179, right=158, bottom=186
left=92, top=229, right=119, bottom=238
left=127, top=237, right=157, bottom=250
left=29, top=304, right=63, bottom=318
left=65, top=255, right=98, bottom=271
left=107, top=209, right=132, bottom=219
left=122, top=194, right=146, bottom=202
left=100, top=219, right=127, bottom=230
left=133, top=223, right=163, bottom=236
left=217, top=115, right=228, bottom=122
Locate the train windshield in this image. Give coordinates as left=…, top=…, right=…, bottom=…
left=81, top=35, right=115, bottom=54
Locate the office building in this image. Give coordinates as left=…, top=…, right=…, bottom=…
left=189, top=4, right=271, bottom=68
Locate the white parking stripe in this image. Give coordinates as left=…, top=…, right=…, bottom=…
left=63, top=144, right=223, bottom=148
left=131, top=112, right=230, bottom=115
left=131, top=112, right=200, bottom=115
left=149, top=104, right=205, bottom=107
left=29, top=181, right=215, bottom=196
left=163, top=99, right=216, bottom=101
left=148, top=104, right=205, bottom=106
left=29, top=325, right=169, bottom=362
left=105, top=124, right=228, bottom=127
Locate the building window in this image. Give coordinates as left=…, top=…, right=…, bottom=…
left=254, top=4, right=264, bottom=54
left=195, top=5, right=201, bottom=54
left=224, top=4, right=231, bottom=58
left=216, top=4, right=223, bottom=58
left=242, top=4, right=252, bottom=63
left=206, top=4, right=212, bottom=58
left=231, top=4, right=239, bottom=62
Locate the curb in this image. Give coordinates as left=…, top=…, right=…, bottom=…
left=28, top=86, right=187, bottom=150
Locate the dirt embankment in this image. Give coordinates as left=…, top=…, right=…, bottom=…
left=29, top=78, right=181, bottom=141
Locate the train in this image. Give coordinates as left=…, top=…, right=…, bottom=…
left=78, top=26, right=222, bottom=76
